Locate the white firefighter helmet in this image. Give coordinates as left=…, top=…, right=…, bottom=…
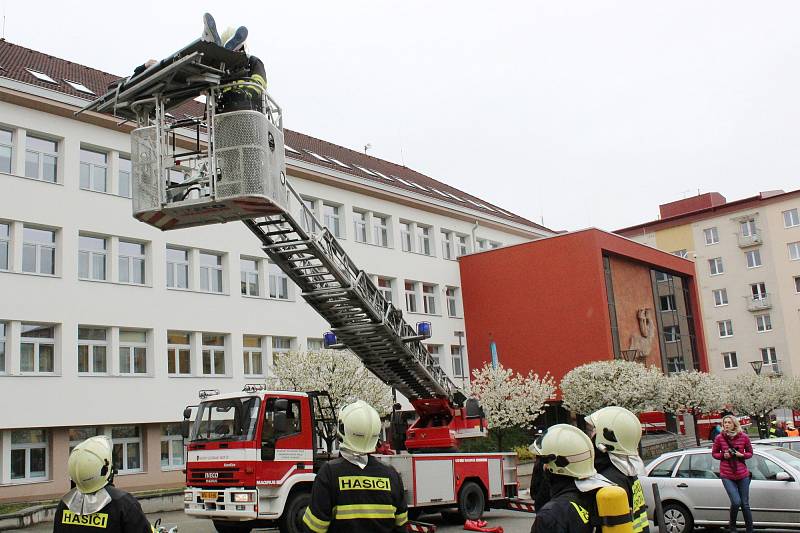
left=67, top=436, right=113, bottom=494
left=337, top=400, right=382, bottom=454
left=529, top=424, right=597, bottom=479
left=586, top=406, right=642, bottom=456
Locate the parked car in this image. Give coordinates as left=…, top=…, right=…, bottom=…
left=641, top=445, right=800, bottom=532
left=752, top=436, right=800, bottom=452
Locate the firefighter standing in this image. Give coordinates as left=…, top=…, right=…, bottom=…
left=529, top=424, right=613, bottom=533
left=587, top=406, right=649, bottom=533
left=53, top=436, right=152, bottom=532
left=303, top=400, right=408, bottom=533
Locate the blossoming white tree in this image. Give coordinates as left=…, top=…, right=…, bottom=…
left=560, top=360, right=667, bottom=415
left=728, top=374, right=790, bottom=438
left=470, top=362, right=556, bottom=450
left=663, top=371, right=729, bottom=445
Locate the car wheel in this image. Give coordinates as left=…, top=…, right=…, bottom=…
left=661, top=502, right=694, bottom=533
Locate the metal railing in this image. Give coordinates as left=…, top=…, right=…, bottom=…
left=745, top=294, right=772, bottom=311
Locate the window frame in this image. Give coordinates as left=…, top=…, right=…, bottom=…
left=377, top=277, right=393, bottom=304
left=322, top=202, right=342, bottom=238
left=660, top=294, right=677, bottom=312
left=712, top=288, right=728, bottom=307
left=372, top=214, right=389, bottom=247
left=79, top=147, right=109, bottom=192
left=240, top=257, right=260, bottom=297
left=446, top=287, right=459, bottom=317
left=199, top=252, right=224, bottom=294
left=353, top=210, right=368, bottom=243
left=166, top=246, right=189, bottom=289
left=708, top=257, right=724, bottom=276
left=703, top=227, right=719, bottom=245
left=167, top=331, right=191, bottom=376
left=19, top=323, right=55, bottom=374
left=784, top=208, right=800, bottom=228
left=441, top=230, right=454, bottom=260
left=118, top=240, right=145, bottom=285
left=0, top=127, right=13, bottom=174
left=751, top=282, right=768, bottom=300
left=268, top=261, right=289, bottom=300
left=160, top=423, right=185, bottom=470
left=22, top=225, right=56, bottom=276
left=78, top=234, right=108, bottom=281
left=404, top=281, right=418, bottom=313
left=451, top=345, right=464, bottom=377
left=422, top=283, right=437, bottom=314
left=457, top=235, right=470, bottom=257
left=745, top=249, right=763, bottom=269
left=201, top=333, right=226, bottom=376
left=118, top=156, right=132, bottom=198
left=0, top=321, right=6, bottom=374
left=400, top=221, right=413, bottom=253
left=722, top=351, right=738, bottom=369
left=24, top=134, right=58, bottom=183
left=416, top=225, right=432, bottom=256
left=111, top=425, right=142, bottom=474
left=789, top=242, right=800, bottom=262
left=718, top=320, right=734, bottom=338
left=119, top=329, right=147, bottom=375
left=0, top=221, right=9, bottom=271
left=756, top=314, right=772, bottom=333
left=795, top=276, right=800, bottom=294
left=243, top=335, right=264, bottom=376
left=9, top=429, right=49, bottom=482
left=77, top=326, right=109, bottom=375
left=663, top=325, right=681, bottom=343
left=740, top=218, right=757, bottom=237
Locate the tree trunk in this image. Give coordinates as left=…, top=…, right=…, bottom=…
left=692, top=410, right=701, bottom=447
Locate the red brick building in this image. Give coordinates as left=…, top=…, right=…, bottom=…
left=458, top=228, right=708, bottom=386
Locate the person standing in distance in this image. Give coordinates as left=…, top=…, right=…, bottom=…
left=303, top=400, right=408, bottom=533
left=712, top=415, right=753, bottom=533
left=529, top=424, right=613, bottom=533
left=586, top=406, right=649, bottom=533
left=54, top=436, right=151, bottom=532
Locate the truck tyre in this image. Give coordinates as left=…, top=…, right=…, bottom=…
left=457, top=481, right=485, bottom=521
left=212, top=521, right=251, bottom=533
left=279, top=491, right=311, bottom=533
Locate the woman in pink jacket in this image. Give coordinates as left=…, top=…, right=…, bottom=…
left=711, top=415, right=753, bottom=533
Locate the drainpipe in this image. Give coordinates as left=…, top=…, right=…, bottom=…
left=471, top=220, right=479, bottom=250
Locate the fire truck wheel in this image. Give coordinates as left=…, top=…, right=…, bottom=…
left=456, top=481, right=485, bottom=521
left=279, top=491, right=311, bottom=533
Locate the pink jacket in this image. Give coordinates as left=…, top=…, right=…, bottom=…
left=712, top=432, right=753, bottom=480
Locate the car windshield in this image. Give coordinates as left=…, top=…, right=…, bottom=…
left=191, top=396, right=261, bottom=442
left=763, top=446, right=800, bottom=471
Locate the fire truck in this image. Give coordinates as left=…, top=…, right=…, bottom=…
left=82, top=40, right=533, bottom=532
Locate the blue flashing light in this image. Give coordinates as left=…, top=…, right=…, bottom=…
left=323, top=331, right=338, bottom=348
left=417, top=321, right=432, bottom=339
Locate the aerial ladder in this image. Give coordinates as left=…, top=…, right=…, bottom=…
left=81, top=38, right=484, bottom=452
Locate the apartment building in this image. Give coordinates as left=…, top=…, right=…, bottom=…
left=0, top=40, right=553, bottom=501
left=617, top=191, right=800, bottom=379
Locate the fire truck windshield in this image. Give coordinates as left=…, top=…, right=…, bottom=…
left=190, top=396, right=261, bottom=442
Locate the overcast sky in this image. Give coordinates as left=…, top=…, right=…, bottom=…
left=2, top=1, right=799, bottom=231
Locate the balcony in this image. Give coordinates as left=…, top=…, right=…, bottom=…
left=745, top=294, right=772, bottom=312
left=738, top=229, right=763, bottom=248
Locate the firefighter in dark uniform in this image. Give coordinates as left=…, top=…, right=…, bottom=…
left=54, top=436, right=152, bottom=532
left=530, top=424, right=614, bottom=533
left=303, top=400, right=408, bottom=533
left=587, top=406, right=650, bottom=533
left=216, top=27, right=267, bottom=114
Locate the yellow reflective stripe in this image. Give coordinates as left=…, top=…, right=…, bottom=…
left=333, top=503, right=397, bottom=519
left=632, top=510, right=649, bottom=532
left=395, top=510, right=409, bottom=525
left=251, top=74, right=267, bottom=89
left=302, top=508, right=330, bottom=533
left=570, top=501, right=590, bottom=524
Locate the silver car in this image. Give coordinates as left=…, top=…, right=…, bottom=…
left=641, top=445, right=800, bottom=532
left=753, top=436, right=800, bottom=452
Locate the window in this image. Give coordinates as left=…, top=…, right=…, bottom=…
left=0, top=322, right=5, bottom=373
left=451, top=345, right=464, bottom=377
left=676, top=453, right=718, bottom=479
left=26, top=68, right=57, bottom=83
left=405, top=281, right=418, bottom=313
left=161, top=423, right=184, bottom=469
left=119, top=330, right=147, bottom=374
left=660, top=295, right=676, bottom=312
left=118, top=156, right=132, bottom=197
left=672, top=249, right=688, bottom=258
left=300, top=197, right=316, bottom=231
left=307, top=338, right=324, bottom=352
left=353, top=210, right=367, bottom=243
left=269, top=261, right=289, bottom=299
left=745, top=249, right=762, bottom=268
left=784, top=208, right=800, bottom=228
left=667, top=357, right=686, bottom=373
left=400, top=222, right=413, bottom=252
left=761, top=347, right=778, bottom=371
left=446, top=287, right=459, bottom=317
left=756, top=314, right=772, bottom=333
left=457, top=235, right=470, bottom=257
left=322, top=203, right=341, bottom=237
left=723, top=351, right=738, bottom=369
left=476, top=238, right=488, bottom=251
left=271, top=337, right=292, bottom=366
left=79, top=148, right=108, bottom=192
left=78, top=327, right=108, bottom=374
left=111, top=426, right=141, bottom=473
left=749, top=454, right=784, bottom=481
left=426, top=344, right=441, bottom=366
left=20, top=324, right=54, bottom=373
left=202, top=333, right=225, bottom=375
left=0, top=222, right=9, bottom=270
left=708, top=257, right=724, bottom=276
left=69, top=427, right=101, bottom=454
left=0, top=128, right=12, bottom=173
left=703, top=227, right=719, bottom=245
left=241, top=258, right=260, bottom=296
left=119, top=240, right=145, bottom=284
left=167, top=331, right=191, bottom=375
left=200, top=252, right=223, bottom=293
left=243, top=335, right=263, bottom=376
left=789, top=242, right=800, bottom=261
left=751, top=282, right=767, bottom=300
left=441, top=231, right=454, bottom=260
left=10, top=429, right=48, bottom=481
left=663, top=325, right=680, bottom=343
left=740, top=218, right=757, bottom=237
left=166, top=247, right=189, bottom=289
left=655, top=271, right=669, bottom=282
left=377, top=277, right=393, bottom=304
left=25, top=135, right=57, bottom=182
left=712, top=288, right=728, bottom=307
left=422, top=283, right=437, bottom=314
left=372, top=215, right=389, bottom=247
left=417, top=225, right=432, bottom=256
left=78, top=235, right=107, bottom=280
left=718, top=320, right=734, bottom=338
left=649, top=456, right=679, bottom=478
left=795, top=276, right=800, bottom=293
left=22, top=226, right=55, bottom=275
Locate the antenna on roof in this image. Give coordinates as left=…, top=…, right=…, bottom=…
left=364, top=143, right=372, bottom=154
left=400, top=146, right=406, bottom=167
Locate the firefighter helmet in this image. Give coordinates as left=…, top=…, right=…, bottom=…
left=529, top=424, right=596, bottom=479
left=67, top=436, right=113, bottom=494
left=337, top=400, right=382, bottom=454
left=586, top=406, right=642, bottom=456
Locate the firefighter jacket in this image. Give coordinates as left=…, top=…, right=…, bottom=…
left=303, top=456, right=408, bottom=533
left=595, top=452, right=649, bottom=533
left=53, top=486, right=151, bottom=532
left=530, top=475, right=598, bottom=533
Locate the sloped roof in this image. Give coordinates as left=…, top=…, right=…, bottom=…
left=0, top=39, right=549, bottom=231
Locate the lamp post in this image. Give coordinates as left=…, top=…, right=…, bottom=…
left=749, top=360, right=767, bottom=438
left=749, top=360, right=764, bottom=376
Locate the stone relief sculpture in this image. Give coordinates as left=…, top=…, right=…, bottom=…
left=628, top=308, right=654, bottom=357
